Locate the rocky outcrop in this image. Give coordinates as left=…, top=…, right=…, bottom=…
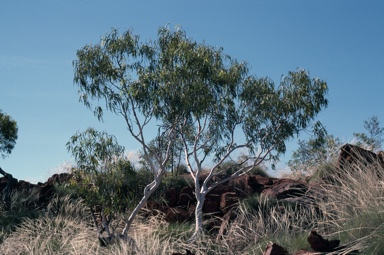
left=145, top=173, right=324, bottom=236
left=261, top=179, right=308, bottom=199
left=307, top=230, right=340, bottom=252
left=263, top=243, right=289, bottom=255
left=0, top=171, right=72, bottom=209
left=46, top=173, right=72, bottom=186
left=262, top=231, right=358, bottom=255
left=338, top=143, right=384, bottom=169
left=171, top=249, right=195, bottom=255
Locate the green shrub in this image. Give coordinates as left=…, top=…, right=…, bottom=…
left=0, top=189, right=41, bottom=241
left=248, top=166, right=270, bottom=177
left=309, top=162, right=338, bottom=182
left=151, top=174, right=193, bottom=202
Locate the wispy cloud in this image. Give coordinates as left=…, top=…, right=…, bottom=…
left=0, top=55, right=48, bottom=68
left=124, top=150, right=143, bottom=169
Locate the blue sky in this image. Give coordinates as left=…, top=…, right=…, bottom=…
left=1, top=1, right=383, bottom=183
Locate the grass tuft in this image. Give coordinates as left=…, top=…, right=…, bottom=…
left=0, top=153, right=383, bottom=254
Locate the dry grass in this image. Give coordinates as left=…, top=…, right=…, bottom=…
left=319, top=159, right=384, bottom=254
left=1, top=154, right=383, bottom=254
left=0, top=196, right=100, bottom=255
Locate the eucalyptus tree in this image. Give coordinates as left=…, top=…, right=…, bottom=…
left=353, top=116, right=384, bottom=151
left=288, top=134, right=341, bottom=175
left=73, top=26, right=328, bottom=240
left=0, top=110, right=18, bottom=210
left=175, top=69, right=328, bottom=239
left=74, top=28, right=231, bottom=235
left=67, top=128, right=132, bottom=242
left=0, top=110, right=18, bottom=159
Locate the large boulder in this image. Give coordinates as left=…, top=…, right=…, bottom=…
left=171, top=249, right=195, bottom=255
left=262, top=243, right=289, bottom=255
left=203, top=196, right=221, bottom=214
left=165, top=188, right=179, bottom=207
left=228, top=174, right=264, bottom=196
left=164, top=207, right=191, bottom=223
left=178, top=186, right=195, bottom=206
left=220, top=192, right=238, bottom=213
left=338, top=143, right=384, bottom=169
left=307, top=231, right=340, bottom=252
left=263, top=231, right=348, bottom=255
left=46, top=173, right=72, bottom=186
left=261, top=179, right=308, bottom=200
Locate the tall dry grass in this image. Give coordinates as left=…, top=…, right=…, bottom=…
left=1, top=153, right=383, bottom=254
left=0, top=196, right=100, bottom=255
left=319, top=157, right=384, bottom=254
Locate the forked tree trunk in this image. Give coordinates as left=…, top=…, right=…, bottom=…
left=97, top=176, right=163, bottom=248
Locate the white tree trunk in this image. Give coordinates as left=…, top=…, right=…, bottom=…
left=189, top=179, right=206, bottom=241
left=192, top=195, right=205, bottom=239
left=121, top=176, right=162, bottom=236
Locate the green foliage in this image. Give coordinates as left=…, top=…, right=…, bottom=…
left=337, top=210, right=384, bottom=254
left=139, top=133, right=187, bottom=175
left=68, top=159, right=141, bottom=212
left=0, top=190, right=41, bottom=243
left=66, top=127, right=125, bottom=172
left=218, top=160, right=244, bottom=177
left=288, top=134, right=341, bottom=175
left=0, top=110, right=18, bottom=158
left=218, top=159, right=269, bottom=178
left=73, top=26, right=328, bottom=169
left=248, top=166, right=269, bottom=177
left=309, top=162, right=338, bottom=183
left=73, top=26, right=329, bottom=239
left=353, top=116, right=384, bottom=151
left=239, top=70, right=328, bottom=159
left=66, top=128, right=139, bottom=214
left=241, top=194, right=261, bottom=214
left=171, top=164, right=189, bottom=176
left=159, top=174, right=192, bottom=193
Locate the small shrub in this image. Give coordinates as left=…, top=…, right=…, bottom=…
left=161, top=174, right=192, bottom=191
left=248, top=166, right=270, bottom=177
left=0, top=189, right=41, bottom=240
left=309, top=162, right=338, bottom=183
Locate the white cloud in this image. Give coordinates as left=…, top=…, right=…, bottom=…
left=0, top=55, right=48, bottom=68
left=123, top=150, right=143, bottom=169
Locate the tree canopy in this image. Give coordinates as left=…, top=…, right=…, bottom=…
left=0, top=110, right=18, bottom=159
left=288, top=134, right=341, bottom=175
left=73, top=26, right=328, bottom=240
left=354, top=116, right=384, bottom=151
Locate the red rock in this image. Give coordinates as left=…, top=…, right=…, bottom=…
left=254, top=175, right=275, bottom=186
left=165, top=188, right=179, bottom=207
left=171, top=249, right=195, bottom=255
left=262, top=243, right=289, bottom=255
left=46, top=173, right=72, bottom=185
left=178, top=186, right=195, bottom=206
left=38, top=183, right=55, bottom=205
left=203, top=198, right=220, bottom=214
left=261, top=179, right=308, bottom=199
left=307, top=231, right=340, bottom=252
left=338, top=143, right=384, bottom=169
left=220, top=192, right=238, bottom=213
left=164, top=207, right=190, bottom=223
